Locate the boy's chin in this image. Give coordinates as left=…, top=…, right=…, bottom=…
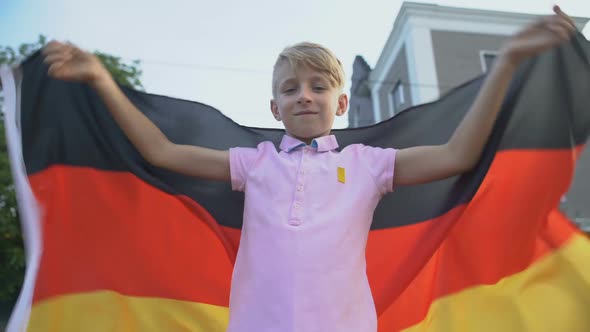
left=288, top=130, right=329, bottom=141
left=284, top=124, right=332, bottom=140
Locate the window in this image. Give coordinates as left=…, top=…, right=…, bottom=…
left=390, top=81, right=405, bottom=115
left=396, top=83, right=404, bottom=104
left=480, top=50, right=499, bottom=72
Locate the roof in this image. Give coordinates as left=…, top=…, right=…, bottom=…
left=370, top=2, right=589, bottom=84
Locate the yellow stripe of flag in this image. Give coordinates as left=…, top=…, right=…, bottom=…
left=28, top=291, right=229, bottom=332
left=403, top=234, right=590, bottom=332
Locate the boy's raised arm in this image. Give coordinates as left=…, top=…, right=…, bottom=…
left=393, top=6, right=577, bottom=186
left=42, top=42, right=231, bottom=182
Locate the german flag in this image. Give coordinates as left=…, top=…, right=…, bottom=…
left=2, top=34, right=590, bottom=332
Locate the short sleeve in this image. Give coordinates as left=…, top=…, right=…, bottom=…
left=229, top=146, right=259, bottom=192
left=359, top=145, right=397, bottom=194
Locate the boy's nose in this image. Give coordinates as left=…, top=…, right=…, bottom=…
left=297, top=88, right=312, bottom=104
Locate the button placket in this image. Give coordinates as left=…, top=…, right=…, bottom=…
left=289, top=149, right=308, bottom=226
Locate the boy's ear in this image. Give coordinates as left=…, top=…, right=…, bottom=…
left=336, top=93, right=348, bottom=116
left=270, top=100, right=281, bottom=121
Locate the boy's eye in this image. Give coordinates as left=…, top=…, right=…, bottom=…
left=313, top=86, right=326, bottom=91
left=283, top=88, right=296, bottom=93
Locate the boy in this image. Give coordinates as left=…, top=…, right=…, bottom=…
left=42, top=6, right=576, bottom=332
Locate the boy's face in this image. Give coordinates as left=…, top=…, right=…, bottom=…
left=270, top=61, right=348, bottom=144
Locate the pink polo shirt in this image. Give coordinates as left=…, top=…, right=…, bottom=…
left=227, top=134, right=396, bottom=332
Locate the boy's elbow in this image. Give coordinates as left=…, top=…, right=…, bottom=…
left=446, top=146, right=479, bottom=175
left=460, top=160, right=477, bottom=173
left=146, top=152, right=164, bottom=168
left=456, top=155, right=481, bottom=174
left=142, top=141, right=172, bottom=168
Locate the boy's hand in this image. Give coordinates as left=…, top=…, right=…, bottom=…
left=500, top=5, right=576, bottom=67
left=42, top=41, right=109, bottom=85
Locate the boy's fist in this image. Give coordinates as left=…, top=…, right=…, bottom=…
left=500, top=5, right=577, bottom=67
left=42, top=41, right=108, bottom=85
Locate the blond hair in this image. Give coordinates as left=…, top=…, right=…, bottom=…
left=272, top=42, right=345, bottom=97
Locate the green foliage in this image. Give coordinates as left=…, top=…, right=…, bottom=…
left=0, top=35, right=143, bottom=306
left=96, top=52, right=144, bottom=90
left=0, top=121, right=23, bottom=304
left=0, top=35, right=47, bottom=66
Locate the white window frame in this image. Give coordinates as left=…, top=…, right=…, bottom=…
left=479, top=50, right=500, bottom=72
left=397, top=83, right=405, bottom=104
left=389, top=81, right=405, bottom=115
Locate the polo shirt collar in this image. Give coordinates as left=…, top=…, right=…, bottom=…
left=279, top=134, right=339, bottom=153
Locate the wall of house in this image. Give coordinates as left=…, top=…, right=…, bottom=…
left=376, top=45, right=413, bottom=120
left=348, top=97, right=375, bottom=127
left=430, top=30, right=508, bottom=96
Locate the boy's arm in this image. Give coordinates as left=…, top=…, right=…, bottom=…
left=43, top=42, right=231, bottom=182
left=393, top=6, right=576, bottom=186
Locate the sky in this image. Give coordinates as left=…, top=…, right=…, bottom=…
left=1, top=0, right=589, bottom=129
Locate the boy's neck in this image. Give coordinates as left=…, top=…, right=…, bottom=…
left=286, top=132, right=332, bottom=145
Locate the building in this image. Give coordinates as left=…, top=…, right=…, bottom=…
left=349, top=2, right=590, bottom=231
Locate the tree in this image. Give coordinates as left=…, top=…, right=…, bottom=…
left=0, top=35, right=144, bottom=308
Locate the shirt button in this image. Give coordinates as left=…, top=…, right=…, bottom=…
left=299, top=170, right=305, bottom=175
left=294, top=202, right=300, bottom=209
left=297, top=185, right=303, bottom=191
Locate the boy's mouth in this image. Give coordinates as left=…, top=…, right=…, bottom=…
left=295, top=111, right=318, bottom=116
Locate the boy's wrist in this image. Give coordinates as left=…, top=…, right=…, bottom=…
left=89, top=67, right=114, bottom=90
left=492, top=52, right=519, bottom=75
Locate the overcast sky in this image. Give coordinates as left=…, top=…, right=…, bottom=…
left=2, top=0, right=589, bottom=128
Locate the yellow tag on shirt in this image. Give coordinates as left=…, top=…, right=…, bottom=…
left=337, top=167, right=346, bottom=183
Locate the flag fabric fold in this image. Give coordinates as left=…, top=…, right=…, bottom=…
left=3, top=34, right=590, bottom=331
